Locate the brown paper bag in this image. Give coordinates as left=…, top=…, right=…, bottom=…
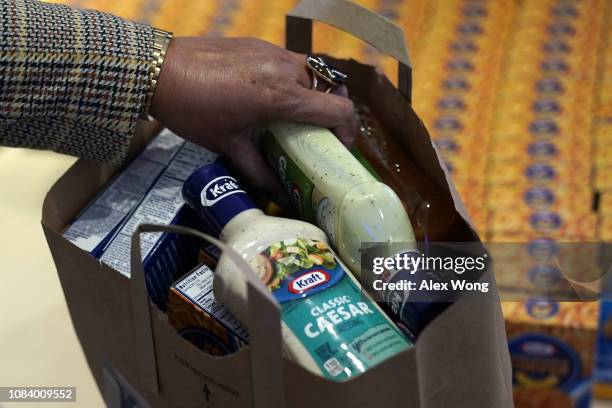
left=42, top=1, right=513, bottom=407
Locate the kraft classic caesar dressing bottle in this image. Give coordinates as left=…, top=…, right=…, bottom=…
left=183, top=163, right=412, bottom=380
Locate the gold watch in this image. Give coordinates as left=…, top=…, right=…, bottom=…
left=140, top=28, right=173, bottom=120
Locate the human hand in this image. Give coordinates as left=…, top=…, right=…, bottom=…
left=150, top=37, right=357, bottom=201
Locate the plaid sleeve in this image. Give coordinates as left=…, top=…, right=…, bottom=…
left=0, top=0, right=153, bottom=163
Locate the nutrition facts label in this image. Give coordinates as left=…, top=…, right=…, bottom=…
left=175, top=265, right=250, bottom=342
left=99, top=142, right=217, bottom=277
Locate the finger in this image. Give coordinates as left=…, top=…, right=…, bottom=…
left=331, top=84, right=349, bottom=98
left=278, top=87, right=358, bottom=146
left=297, top=64, right=313, bottom=89
left=222, top=136, right=290, bottom=207
left=289, top=53, right=348, bottom=95
left=290, top=53, right=313, bottom=89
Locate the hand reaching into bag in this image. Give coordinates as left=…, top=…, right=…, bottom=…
left=151, top=37, right=357, bottom=199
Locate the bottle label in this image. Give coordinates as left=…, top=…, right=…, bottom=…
left=253, top=238, right=411, bottom=380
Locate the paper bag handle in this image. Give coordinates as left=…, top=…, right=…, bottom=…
left=130, top=224, right=285, bottom=408
left=286, top=0, right=412, bottom=101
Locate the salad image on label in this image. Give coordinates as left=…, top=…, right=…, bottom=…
left=255, top=238, right=336, bottom=290
left=183, top=163, right=413, bottom=381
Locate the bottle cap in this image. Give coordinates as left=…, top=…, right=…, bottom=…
left=182, top=163, right=257, bottom=236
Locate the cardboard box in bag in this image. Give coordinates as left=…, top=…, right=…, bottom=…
left=41, top=1, right=512, bottom=407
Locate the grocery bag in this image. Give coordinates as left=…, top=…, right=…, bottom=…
left=42, top=1, right=513, bottom=407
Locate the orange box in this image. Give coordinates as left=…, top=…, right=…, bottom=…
left=599, top=215, right=612, bottom=242
left=600, top=192, right=612, bottom=216
left=490, top=140, right=592, bottom=164
left=489, top=210, right=597, bottom=239
left=486, top=186, right=593, bottom=214
left=167, top=264, right=249, bottom=356
left=596, top=166, right=612, bottom=190
left=503, top=301, right=599, bottom=407
left=487, top=161, right=591, bottom=188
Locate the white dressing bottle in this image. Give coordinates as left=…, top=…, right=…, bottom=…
left=264, top=122, right=416, bottom=280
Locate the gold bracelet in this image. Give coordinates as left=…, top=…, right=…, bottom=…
left=140, top=28, right=173, bottom=120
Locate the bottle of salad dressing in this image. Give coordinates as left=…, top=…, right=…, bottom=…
left=183, top=163, right=412, bottom=381
left=264, top=122, right=416, bottom=279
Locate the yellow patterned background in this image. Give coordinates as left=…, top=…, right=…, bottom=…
left=50, top=0, right=612, bottom=243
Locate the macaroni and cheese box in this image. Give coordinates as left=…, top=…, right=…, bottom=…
left=595, top=300, right=612, bottom=399
left=167, top=264, right=250, bottom=356
left=594, top=248, right=612, bottom=399
left=502, top=301, right=599, bottom=408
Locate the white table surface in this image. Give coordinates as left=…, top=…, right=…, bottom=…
left=0, top=147, right=104, bottom=408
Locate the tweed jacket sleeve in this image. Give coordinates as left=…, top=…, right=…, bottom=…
left=0, top=0, right=153, bottom=163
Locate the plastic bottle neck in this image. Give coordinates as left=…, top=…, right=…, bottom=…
left=220, top=208, right=265, bottom=241
left=182, top=163, right=260, bottom=237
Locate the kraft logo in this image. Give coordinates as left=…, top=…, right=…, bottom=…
left=288, top=270, right=330, bottom=294
left=200, top=176, right=244, bottom=207
left=522, top=341, right=555, bottom=357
